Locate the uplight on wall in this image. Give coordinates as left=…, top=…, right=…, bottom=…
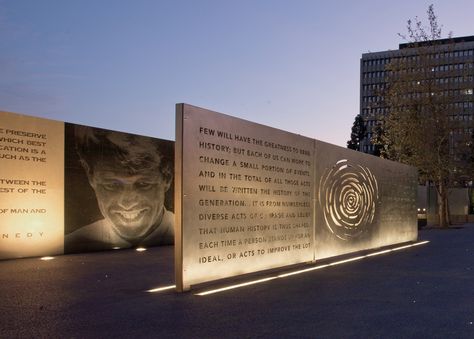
left=40, top=256, right=55, bottom=261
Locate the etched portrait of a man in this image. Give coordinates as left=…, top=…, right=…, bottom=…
left=65, top=125, right=174, bottom=253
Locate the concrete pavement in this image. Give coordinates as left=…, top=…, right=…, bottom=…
left=1, top=224, right=473, bottom=338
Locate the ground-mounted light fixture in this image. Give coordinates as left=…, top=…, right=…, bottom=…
left=195, top=241, right=429, bottom=296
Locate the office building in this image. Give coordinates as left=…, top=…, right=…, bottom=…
left=360, top=35, right=474, bottom=157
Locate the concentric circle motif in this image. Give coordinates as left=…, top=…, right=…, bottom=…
left=319, top=159, right=379, bottom=240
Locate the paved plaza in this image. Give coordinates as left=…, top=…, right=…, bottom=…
left=1, top=224, right=473, bottom=338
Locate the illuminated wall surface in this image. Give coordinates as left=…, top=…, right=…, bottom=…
left=176, top=104, right=417, bottom=291
left=314, top=140, right=418, bottom=260
left=0, top=112, right=64, bottom=259
left=0, top=111, right=174, bottom=259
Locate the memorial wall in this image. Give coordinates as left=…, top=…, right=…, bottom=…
left=2, top=106, right=417, bottom=291
left=175, top=104, right=315, bottom=290
left=176, top=104, right=417, bottom=291
left=314, top=140, right=418, bottom=260
left=0, top=112, right=64, bottom=259
left=0, top=111, right=174, bottom=260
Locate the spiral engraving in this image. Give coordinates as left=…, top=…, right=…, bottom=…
left=319, top=159, right=379, bottom=240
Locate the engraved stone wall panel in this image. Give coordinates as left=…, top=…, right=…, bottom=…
left=176, top=104, right=315, bottom=289
left=64, top=123, right=175, bottom=254
left=177, top=104, right=418, bottom=290
left=0, top=111, right=64, bottom=259
left=0, top=110, right=174, bottom=260
left=314, top=140, right=418, bottom=260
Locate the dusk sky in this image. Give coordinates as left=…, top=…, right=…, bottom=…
left=1, top=0, right=474, bottom=146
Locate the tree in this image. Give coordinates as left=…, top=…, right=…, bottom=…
left=370, top=122, right=385, bottom=157
left=373, top=5, right=473, bottom=228
left=347, top=114, right=366, bottom=151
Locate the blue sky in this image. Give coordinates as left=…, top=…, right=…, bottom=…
left=1, top=0, right=473, bottom=146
